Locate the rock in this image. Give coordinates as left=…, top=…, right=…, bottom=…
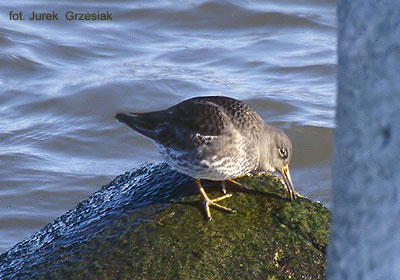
left=0, top=163, right=329, bottom=280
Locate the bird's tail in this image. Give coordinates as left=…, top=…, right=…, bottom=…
left=115, top=111, right=163, bottom=139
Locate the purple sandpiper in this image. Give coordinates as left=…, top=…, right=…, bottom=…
left=116, top=96, right=296, bottom=220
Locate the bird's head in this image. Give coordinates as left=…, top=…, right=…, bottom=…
left=258, top=126, right=296, bottom=201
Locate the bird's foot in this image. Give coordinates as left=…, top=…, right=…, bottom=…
left=194, top=179, right=236, bottom=221
left=203, top=193, right=236, bottom=221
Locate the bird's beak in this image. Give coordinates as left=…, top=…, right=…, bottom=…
left=278, top=164, right=297, bottom=201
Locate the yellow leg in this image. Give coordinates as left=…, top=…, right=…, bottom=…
left=194, top=179, right=236, bottom=220
left=227, top=179, right=248, bottom=190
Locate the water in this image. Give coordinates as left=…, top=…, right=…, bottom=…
left=0, top=0, right=336, bottom=253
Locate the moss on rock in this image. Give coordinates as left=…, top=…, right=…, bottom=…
left=0, top=163, right=329, bottom=280
left=47, top=176, right=329, bottom=279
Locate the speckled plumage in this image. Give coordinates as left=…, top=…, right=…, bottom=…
left=116, top=96, right=296, bottom=220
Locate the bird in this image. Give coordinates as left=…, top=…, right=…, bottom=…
left=115, top=96, right=296, bottom=220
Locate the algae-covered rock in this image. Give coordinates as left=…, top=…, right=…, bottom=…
left=0, top=163, right=329, bottom=280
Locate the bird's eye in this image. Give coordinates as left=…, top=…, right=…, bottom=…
left=279, top=148, right=287, bottom=158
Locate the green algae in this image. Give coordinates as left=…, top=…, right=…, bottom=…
left=41, top=173, right=329, bottom=280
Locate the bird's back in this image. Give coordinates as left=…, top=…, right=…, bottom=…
left=116, top=96, right=263, bottom=149
left=115, top=96, right=265, bottom=179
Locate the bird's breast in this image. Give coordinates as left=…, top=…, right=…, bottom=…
left=155, top=132, right=259, bottom=180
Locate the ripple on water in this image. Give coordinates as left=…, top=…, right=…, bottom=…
left=0, top=0, right=335, bottom=253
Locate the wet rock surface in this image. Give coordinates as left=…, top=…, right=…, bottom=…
left=0, top=162, right=329, bottom=279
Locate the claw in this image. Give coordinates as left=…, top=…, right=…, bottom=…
left=194, top=179, right=236, bottom=220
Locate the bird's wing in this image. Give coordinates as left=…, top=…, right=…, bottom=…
left=116, top=96, right=265, bottom=152
left=116, top=98, right=234, bottom=151
left=156, top=99, right=233, bottom=150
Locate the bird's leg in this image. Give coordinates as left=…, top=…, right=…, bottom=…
left=226, top=179, right=249, bottom=191
left=220, top=181, right=227, bottom=194
left=194, top=179, right=236, bottom=221
left=287, top=186, right=297, bottom=201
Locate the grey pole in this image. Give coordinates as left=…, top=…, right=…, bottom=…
left=327, top=1, right=400, bottom=279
